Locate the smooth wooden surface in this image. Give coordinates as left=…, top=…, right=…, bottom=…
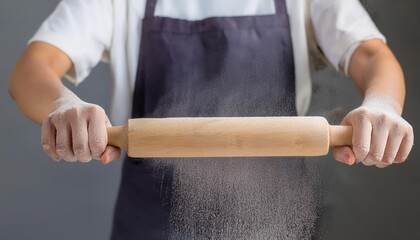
left=329, top=125, right=353, bottom=147
left=106, top=126, right=128, bottom=151
left=107, top=117, right=353, bottom=158
left=118, top=117, right=335, bottom=157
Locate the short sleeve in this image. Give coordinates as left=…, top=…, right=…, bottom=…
left=29, top=0, right=113, bottom=85
left=310, top=0, right=386, bottom=74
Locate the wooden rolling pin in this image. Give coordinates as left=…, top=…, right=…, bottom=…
left=107, top=117, right=353, bottom=158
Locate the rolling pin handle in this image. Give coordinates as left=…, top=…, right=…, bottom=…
left=107, top=126, right=128, bottom=151
left=329, top=125, right=353, bottom=147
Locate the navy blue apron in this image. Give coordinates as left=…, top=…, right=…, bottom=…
left=111, top=0, right=314, bottom=239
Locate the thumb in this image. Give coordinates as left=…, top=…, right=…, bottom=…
left=333, top=146, right=356, bottom=165
left=100, top=146, right=121, bottom=164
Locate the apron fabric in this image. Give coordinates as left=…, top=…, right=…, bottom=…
left=111, top=0, right=317, bottom=239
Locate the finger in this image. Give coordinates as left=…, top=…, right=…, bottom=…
left=71, top=119, right=92, bottom=163
left=365, top=127, right=389, bottom=164
left=333, top=146, right=356, bottom=165
left=350, top=115, right=372, bottom=163
left=100, top=146, right=122, bottom=164
left=88, top=110, right=107, bottom=160
left=104, top=114, right=112, bottom=128
left=395, top=133, right=414, bottom=164
left=362, top=159, right=375, bottom=166
left=374, top=162, right=390, bottom=168
left=54, top=119, right=77, bottom=162
left=41, top=118, right=60, bottom=161
left=362, top=158, right=388, bottom=167
left=382, top=134, right=404, bottom=165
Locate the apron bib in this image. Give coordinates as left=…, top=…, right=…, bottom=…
left=111, top=0, right=317, bottom=239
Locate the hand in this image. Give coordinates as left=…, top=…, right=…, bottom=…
left=41, top=94, right=121, bottom=164
left=333, top=98, right=414, bottom=168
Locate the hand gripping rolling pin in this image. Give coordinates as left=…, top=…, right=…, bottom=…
left=106, top=117, right=353, bottom=158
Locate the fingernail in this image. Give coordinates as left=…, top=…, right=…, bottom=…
left=344, top=156, right=352, bottom=165
left=42, top=144, right=50, bottom=151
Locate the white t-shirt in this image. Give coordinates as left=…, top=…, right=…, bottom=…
left=30, top=0, right=385, bottom=125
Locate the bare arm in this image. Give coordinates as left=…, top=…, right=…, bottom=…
left=9, top=42, right=120, bottom=163
left=9, top=42, right=73, bottom=123
left=349, top=39, right=405, bottom=114
left=333, top=39, right=413, bottom=167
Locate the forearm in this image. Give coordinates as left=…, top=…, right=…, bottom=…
left=348, top=39, right=405, bottom=115
left=8, top=42, right=75, bottom=124
left=333, top=39, right=413, bottom=167
left=9, top=42, right=120, bottom=163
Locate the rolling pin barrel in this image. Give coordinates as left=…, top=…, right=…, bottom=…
left=106, top=117, right=353, bottom=158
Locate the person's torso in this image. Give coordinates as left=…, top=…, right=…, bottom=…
left=125, top=0, right=317, bottom=238
left=107, top=0, right=315, bottom=125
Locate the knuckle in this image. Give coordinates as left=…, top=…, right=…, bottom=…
left=362, top=160, right=373, bottom=166
left=66, top=107, right=81, bottom=119
left=41, top=138, right=50, bottom=149
left=354, top=144, right=369, bottom=156
left=356, top=108, right=370, bottom=119
left=79, top=156, right=93, bottom=163
left=69, top=107, right=80, bottom=116
left=87, top=105, right=104, bottom=116
left=42, top=143, right=51, bottom=153
left=51, top=156, right=61, bottom=162
left=382, top=156, right=394, bottom=164
left=64, top=158, right=78, bottom=163
left=42, top=117, right=52, bottom=127
left=370, top=153, right=383, bottom=162
left=56, top=144, right=68, bottom=156
left=376, top=164, right=388, bottom=169
left=50, top=113, right=64, bottom=125
left=46, top=112, right=55, bottom=121
left=73, top=143, right=87, bottom=155
left=90, top=141, right=105, bottom=154
left=405, top=124, right=414, bottom=134
left=379, top=114, right=392, bottom=125
left=391, top=122, right=402, bottom=132
left=396, top=156, right=408, bottom=164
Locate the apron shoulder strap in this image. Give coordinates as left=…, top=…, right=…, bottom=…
left=275, top=0, right=288, bottom=15
left=145, top=0, right=158, bottom=18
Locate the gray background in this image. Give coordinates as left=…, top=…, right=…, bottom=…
left=0, top=0, right=419, bottom=239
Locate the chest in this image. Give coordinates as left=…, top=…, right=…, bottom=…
left=128, top=0, right=279, bottom=20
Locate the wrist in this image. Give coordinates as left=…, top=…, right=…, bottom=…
left=361, top=94, right=403, bottom=116
left=53, top=88, right=84, bottom=109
